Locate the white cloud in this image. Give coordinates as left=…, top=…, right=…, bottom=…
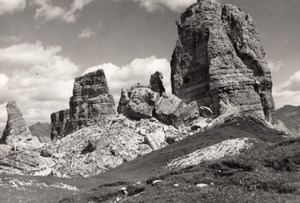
left=273, top=70, right=300, bottom=108
left=83, top=56, right=171, bottom=104
left=0, top=42, right=79, bottom=129
left=78, top=27, right=95, bottom=39
left=0, top=74, right=9, bottom=89
left=32, top=0, right=95, bottom=23
left=0, top=0, right=26, bottom=16
left=0, top=103, right=7, bottom=130
left=0, top=41, right=61, bottom=66
left=126, top=0, right=197, bottom=12
left=0, top=36, right=22, bottom=43
left=268, top=60, right=284, bottom=73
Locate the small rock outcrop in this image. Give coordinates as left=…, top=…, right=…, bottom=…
left=171, top=0, right=274, bottom=124
left=0, top=101, right=40, bottom=149
left=118, top=72, right=200, bottom=128
left=150, top=71, right=166, bottom=96
left=51, top=69, right=116, bottom=140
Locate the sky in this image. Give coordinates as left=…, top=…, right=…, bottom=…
left=0, top=0, right=299, bottom=129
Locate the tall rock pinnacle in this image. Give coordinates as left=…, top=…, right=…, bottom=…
left=51, top=69, right=116, bottom=140
left=0, top=101, right=40, bottom=149
left=171, top=0, right=274, bottom=123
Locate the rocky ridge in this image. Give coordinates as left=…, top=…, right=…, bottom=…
left=171, top=0, right=274, bottom=124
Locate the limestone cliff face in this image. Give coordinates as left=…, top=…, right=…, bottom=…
left=51, top=69, right=116, bottom=140
left=171, top=0, right=274, bottom=123
left=69, top=69, right=115, bottom=130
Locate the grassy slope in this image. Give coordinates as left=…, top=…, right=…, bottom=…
left=59, top=117, right=292, bottom=203
left=91, top=117, right=285, bottom=182
left=63, top=138, right=300, bottom=203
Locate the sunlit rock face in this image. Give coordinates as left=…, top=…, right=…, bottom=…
left=171, top=0, right=274, bottom=123
left=51, top=69, right=116, bottom=140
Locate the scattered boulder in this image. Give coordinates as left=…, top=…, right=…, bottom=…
left=171, top=0, right=274, bottom=123
left=199, top=106, right=213, bottom=118
left=118, top=84, right=157, bottom=120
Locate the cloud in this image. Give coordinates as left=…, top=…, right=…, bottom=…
left=268, top=60, right=284, bottom=73
left=83, top=56, right=171, bottom=104
left=0, top=103, right=7, bottom=130
left=273, top=70, right=300, bottom=108
left=78, top=27, right=95, bottom=39
left=0, top=42, right=79, bottom=130
left=0, top=0, right=26, bottom=16
left=123, top=0, right=198, bottom=12
left=0, top=36, right=22, bottom=43
left=0, top=41, right=61, bottom=66
left=0, top=74, right=9, bottom=89
left=32, top=0, right=95, bottom=23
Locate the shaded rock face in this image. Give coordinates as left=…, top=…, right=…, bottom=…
left=29, top=122, right=51, bottom=143
left=118, top=74, right=200, bottom=128
left=171, top=0, right=274, bottom=123
left=51, top=69, right=116, bottom=140
left=0, top=101, right=40, bottom=149
left=275, top=105, right=300, bottom=136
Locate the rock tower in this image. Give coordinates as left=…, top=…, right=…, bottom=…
left=171, top=0, right=274, bottom=123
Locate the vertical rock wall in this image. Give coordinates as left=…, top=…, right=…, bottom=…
left=51, top=69, right=116, bottom=140
left=171, top=0, right=274, bottom=123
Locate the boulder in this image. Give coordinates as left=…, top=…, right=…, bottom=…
left=171, top=0, right=274, bottom=124
left=199, top=106, right=213, bottom=118
left=118, top=73, right=201, bottom=128
left=154, top=94, right=184, bottom=125
left=118, top=84, right=158, bottom=120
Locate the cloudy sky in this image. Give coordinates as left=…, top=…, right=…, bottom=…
left=0, top=0, right=299, bottom=129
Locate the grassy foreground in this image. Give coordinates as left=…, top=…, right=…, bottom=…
left=61, top=137, right=300, bottom=202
